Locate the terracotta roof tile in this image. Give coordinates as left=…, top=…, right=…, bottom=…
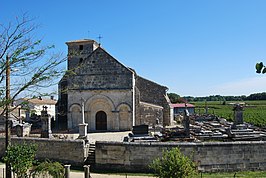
left=22, top=98, right=57, bottom=105
left=170, top=103, right=195, bottom=108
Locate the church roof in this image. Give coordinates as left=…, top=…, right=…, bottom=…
left=136, top=75, right=168, bottom=90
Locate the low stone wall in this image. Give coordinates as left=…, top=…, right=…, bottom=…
left=95, top=141, right=266, bottom=173
left=0, top=137, right=88, bottom=166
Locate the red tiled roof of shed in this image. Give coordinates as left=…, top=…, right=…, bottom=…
left=170, top=103, right=195, bottom=108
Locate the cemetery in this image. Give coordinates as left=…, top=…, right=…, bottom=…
left=0, top=102, right=265, bottom=174
left=122, top=103, right=266, bottom=143
left=162, top=104, right=266, bottom=142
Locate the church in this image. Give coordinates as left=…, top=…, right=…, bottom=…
left=57, top=39, right=173, bottom=132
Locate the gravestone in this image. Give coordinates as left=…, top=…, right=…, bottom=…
left=233, top=104, right=244, bottom=125
left=16, top=123, right=31, bottom=137
left=132, top=125, right=148, bottom=135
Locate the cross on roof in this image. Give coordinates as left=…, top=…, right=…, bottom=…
left=97, top=34, right=103, bottom=46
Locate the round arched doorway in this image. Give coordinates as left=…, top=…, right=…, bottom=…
left=96, top=111, right=107, bottom=130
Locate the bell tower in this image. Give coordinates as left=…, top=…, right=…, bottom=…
left=66, top=39, right=99, bottom=70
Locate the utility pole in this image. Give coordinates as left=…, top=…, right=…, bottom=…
left=5, top=55, right=12, bottom=178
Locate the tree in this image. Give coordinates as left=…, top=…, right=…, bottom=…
left=3, top=143, right=37, bottom=178
left=149, top=147, right=197, bottom=178
left=167, top=93, right=180, bottom=103
left=0, top=13, right=66, bottom=178
left=0, top=13, right=66, bottom=115
left=256, top=62, right=266, bottom=74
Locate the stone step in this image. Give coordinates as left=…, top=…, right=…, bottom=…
left=85, top=144, right=96, bottom=165
left=89, top=148, right=95, bottom=151
left=89, top=144, right=96, bottom=148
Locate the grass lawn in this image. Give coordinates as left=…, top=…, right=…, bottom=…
left=201, top=171, right=266, bottom=178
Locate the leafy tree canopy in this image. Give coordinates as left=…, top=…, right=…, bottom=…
left=183, top=93, right=266, bottom=102
left=256, top=62, right=266, bottom=74
left=167, top=93, right=180, bottom=103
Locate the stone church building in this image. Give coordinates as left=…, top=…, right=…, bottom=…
left=57, top=39, right=172, bottom=132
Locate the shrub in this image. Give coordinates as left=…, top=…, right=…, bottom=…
left=31, top=160, right=64, bottom=178
left=149, top=147, right=197, bottom=178
left=3, top=143, right=37, bottom=178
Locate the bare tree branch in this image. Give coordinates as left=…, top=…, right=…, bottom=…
left=0, top=13, right=67, bottom=116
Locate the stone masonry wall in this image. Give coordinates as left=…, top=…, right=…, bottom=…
left=95, top=141, right=266, bottom=173
left=135, top=76, right=171, bottom=125
left=67, top=40, right=98, bottom=70
left=135, top=76, right=167, bottom=106
left=138, top=102, right=163, bottom=126
left=0, top=137, right=88, bottom=166
left=69, top=47, right=133, bottom=90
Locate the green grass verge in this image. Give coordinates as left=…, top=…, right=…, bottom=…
left=201, top=171, right=266, bottom=178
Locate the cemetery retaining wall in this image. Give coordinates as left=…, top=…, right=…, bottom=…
left=95, top=141, right=266, bottom=173
left=0, top=137, right=88, bottom=166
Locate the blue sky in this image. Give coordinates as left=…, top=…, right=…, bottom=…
left=2, top=0, right=266, bottom=97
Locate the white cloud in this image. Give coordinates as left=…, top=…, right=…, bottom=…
left=211, top=76, right=266, bottom=96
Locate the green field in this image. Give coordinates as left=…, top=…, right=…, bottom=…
left=191, top=100, right=266, bottom=127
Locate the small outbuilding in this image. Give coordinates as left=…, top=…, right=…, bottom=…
left=16, top=97, right=57, bottom=121
left=170, top=103, right=195, bottom=116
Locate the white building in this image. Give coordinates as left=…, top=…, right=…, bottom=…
left=16, top=97, right=57, bottom=119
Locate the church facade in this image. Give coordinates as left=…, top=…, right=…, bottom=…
left=57, top=39, right=172, bottom=132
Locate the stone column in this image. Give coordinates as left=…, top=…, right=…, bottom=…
left=64, top=165, right=71, bottom=178
left=84, top=165, right=90, bottom=178
left=81, top=98, right=85, bottom=124
left=114, top=112, right=120, bottom=131
left=41, top=106, right=53, bottom=138
left=67, top=112, right=72, bottom=129
left=79, top=98, right=88, bottom=139
left=183, top=104, right=190, bottom=137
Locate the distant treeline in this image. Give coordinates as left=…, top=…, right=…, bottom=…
left=183, top=92, right=266, bottom=102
